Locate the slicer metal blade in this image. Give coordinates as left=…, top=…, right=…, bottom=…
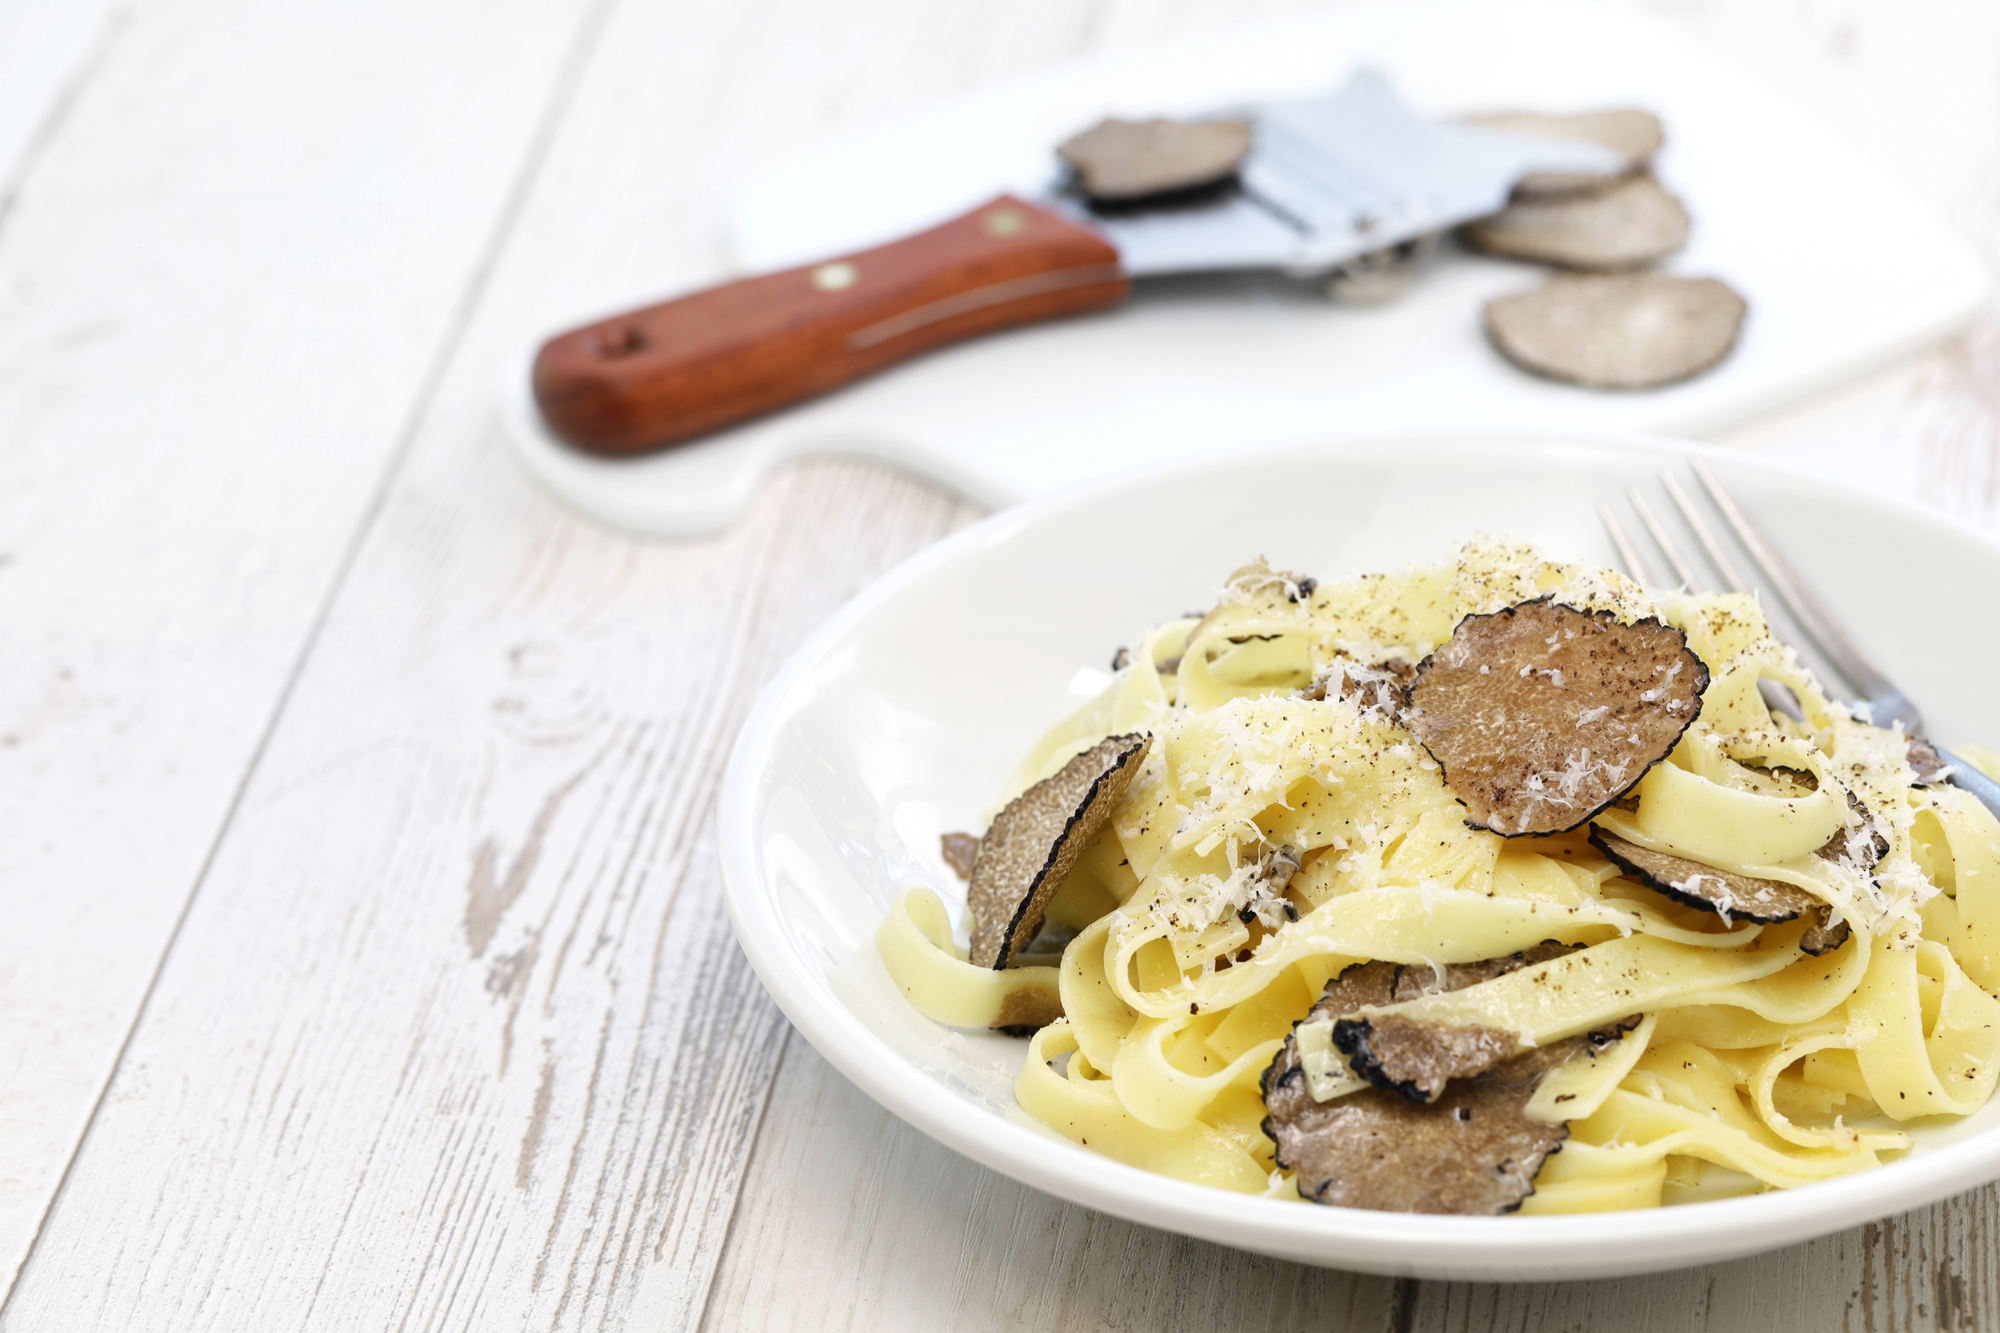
left=1043, top=68, right=1628, bottom=278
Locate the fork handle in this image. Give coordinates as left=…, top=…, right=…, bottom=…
left=531, top=195, right=1130, bottom=457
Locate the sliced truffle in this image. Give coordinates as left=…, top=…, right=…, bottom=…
left=1463, top=174, right=1689, bottom=271
left=1307, top=945, right=1578, bottom=1103
left=1184, top=559, right=1317, bottom=648
left=1908, top=737, right=1950, bottom=787
left=967, top=733, right=1150, bottom=968
left=1741, top=762, right=1818, bottom=798
left=1464, top=108, right=1663, bottom=199
left=1798, top=915, right=1851, bottom=958
left=1274, top=947, right=1574, bottom=1098
left=1484, top=273, right=1748, bottom=390
left=1817, top=792, right=1889, bottom=874
left=1264, top=1028, right=1621, bottom=1214
left=1300, top=656, right=1414, bottom=718
left=1588, top=827, right=1823, bottom=923
left=995, top=987, right=1063, bottom=1036
left=1333, top=1014, right=1519, bottom=1103
left=1312, top=947, right=1576, bottom=1019
left=940, top=831, right=980, bottom=881
left=1589, top=826, right=1852, bottom=957
left=1057, top=117, right=1252, bottom=203
left=1465, top=172, right=1688, bottom=271
left=1309, top=959, right=1401, bottom=1014
left=1404, top=599, right=1708, bottom=836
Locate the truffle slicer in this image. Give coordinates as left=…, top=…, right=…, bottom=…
left=503, top=0, right=1989, bottom=539
left=527, top=68, right=1618, bottom=459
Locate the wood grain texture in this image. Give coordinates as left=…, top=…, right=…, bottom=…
left=1, top=451, right=972, bottom=1329
left=0, top=0, right=1018, bottom=1316
left=700, top=1038, right=1400, bottom=1333
left=1407, top=1193, right=1999, bottom=1333
left=0, top=0, right=600, bottom=1298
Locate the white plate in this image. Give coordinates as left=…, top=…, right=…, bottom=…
left=717, top=433, right=2000, bottom=1282
left=512, top=0, right=1984, bottom=538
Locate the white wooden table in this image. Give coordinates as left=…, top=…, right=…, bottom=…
left=1, top=1, right=1996, bottom=1328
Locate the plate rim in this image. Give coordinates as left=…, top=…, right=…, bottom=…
left=717, top=429, right=2000, bottom=1279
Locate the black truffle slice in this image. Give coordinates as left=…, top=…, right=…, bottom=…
left=1484, top=273, right=1748, bottom=390
left=1267, top=946, right=1574, bottom=1099
left=1588, top=826, right=1852, bottom=957
left=1300, top=656, right=1414, bottom=718
left=1404, top=599, right=1708, bottom=836
left=1293, top=945, right=1576, bottom=1027
left=994, top=988, right=1063, bottom=1036
left=967, top=733, right=1150, bottom=969
left=940, top=831, right=979, bottom=881
left=1588, top=827, right=1823, bottom=923
left=1333, top=1014, right=1519, bottom=1103
left=1790, top=793, right=1882, bottom=956
left=1188, top=559, right=1318, bottom=644
left=1817, top=792, right=1889, bottom=874
left=1908, top=738, right=1951, bottom=787
left=1798, top=915, right=1852, bottom=958
left=1056, top=117, right=1252, bottom=202
left=1464, top=174, right=1689, bottom=271
left=1741, top=762, right=1818, bottom=798
left=1264, top=1029, right=1623, bottom=1214
left=1304, top=959, right=1403, bottom=1018
left=1464, top=108, right=1663, bottom=199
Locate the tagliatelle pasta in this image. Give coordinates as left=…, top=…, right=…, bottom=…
left=876, top=540, right=2000, bottom=1213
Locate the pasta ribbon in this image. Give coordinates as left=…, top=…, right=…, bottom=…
left=879, top=541, right=2000, bottom=1212
left=877, top=887, right=1060, bottom=1030
left=1017, top=1024, right=1270, bottom=1192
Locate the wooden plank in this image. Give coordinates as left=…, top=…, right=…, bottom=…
left=1, top=0, right=1051, bottom=1312
left=1400, top=1193, right=2000, bottom=1332
left=700, top=1037, right=1399, bottom=1333
left=2, top=449, right=969, bottom=1327
left=0, top=0, right=602, bottom=1299
left=1, top=0, right=1296, bottom=1320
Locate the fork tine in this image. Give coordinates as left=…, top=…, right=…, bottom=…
left=1689, top=458, right=1900, bottom=709
left=1626, top=486, right=1702, bottom=591
left=1660, top=469, right=1754, bottom=594
left=1602, top=465, right=2000, bottom=817
left=1597, top=501, right=1653, bottom=585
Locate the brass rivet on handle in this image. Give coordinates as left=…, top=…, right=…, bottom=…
left=811, top=261, right=859, bottom=292
left=983, top=209, right=1027, bottom=237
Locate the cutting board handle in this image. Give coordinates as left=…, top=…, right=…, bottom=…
left=531, top=195, right=1130, bottom=457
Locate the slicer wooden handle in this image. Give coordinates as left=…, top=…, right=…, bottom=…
left=531, top=195, right=1130, bottom=457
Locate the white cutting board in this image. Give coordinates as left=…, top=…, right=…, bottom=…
left=505, top=0, right=1987, bottom=537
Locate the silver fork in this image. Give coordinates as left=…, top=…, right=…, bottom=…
left=1599, top=457, right=2000, bottom=819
